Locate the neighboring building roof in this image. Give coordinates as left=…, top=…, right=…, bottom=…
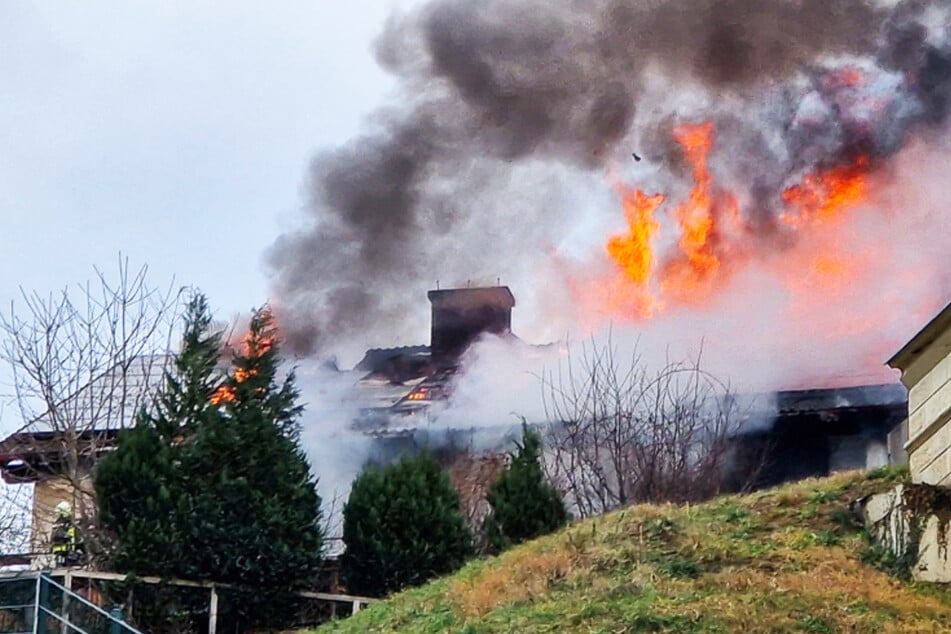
left=887, top=301, right=951, bottom=371
left=0, top=428, right=122, bottom=484
left=353, top=345, right=433, bottom=385
left=0, top=354, right=170, bottom=483
left=17, top=354, right=170, bottom=436
left=775, top=383, right=907, bottom=414
left=354, top=346, right=430, bottom=374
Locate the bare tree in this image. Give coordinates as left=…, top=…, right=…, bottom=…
left=0, top=256, right=182, bottom=561
left=541, top=336, right=749, bottom=518
left=0, top=399, right=36, bottom=557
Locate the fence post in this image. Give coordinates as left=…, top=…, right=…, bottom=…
left=36, top=576, right=49, bottom=634
left=62, top=571, right=72, bottom=630
left=110, top=607, right=122, bottom=634
left=31, top=575, right=41, bottom=634
left=208, top=586, right=218, bottom=634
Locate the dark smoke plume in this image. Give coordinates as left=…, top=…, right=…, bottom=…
left=268, top=0, right=951, bottom=357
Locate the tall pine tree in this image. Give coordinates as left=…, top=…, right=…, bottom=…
left=483, top=424, right=568, bottom=553
left=97, top=293, right=225, bottom=576
left=182, top=305, right=323, bottom=593
left=96, top=295, right=323, bottom=626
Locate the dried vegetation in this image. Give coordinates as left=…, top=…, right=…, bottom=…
left=318, top=467, right=951, bottom=633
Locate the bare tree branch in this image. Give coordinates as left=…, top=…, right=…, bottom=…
left=0, top=255, right=183, bottom=562
left=541, top=334, right=756, bottom=518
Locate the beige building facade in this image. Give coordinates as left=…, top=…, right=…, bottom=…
left=888, top=302, right=951, bottom=485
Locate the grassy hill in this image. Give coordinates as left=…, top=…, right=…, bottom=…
left=317, top=468, right=951, bottom=633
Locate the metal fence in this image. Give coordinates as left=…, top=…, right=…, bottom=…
left=0, top=573, right=141, bottom=634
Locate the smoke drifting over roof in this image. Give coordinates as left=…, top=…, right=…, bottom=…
left=268, top=0, right=951, bottom=359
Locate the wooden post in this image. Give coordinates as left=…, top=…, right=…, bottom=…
left=208, top=585, right=219, bottom=634
left=62, top=571, right=73, bottom=629
left=351, top=600, right=361, bottom=616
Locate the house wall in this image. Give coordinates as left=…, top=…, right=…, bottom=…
left=887, top=419, right=909, bottom=467
left=828, top=435, right=889, bottom=472
left=901, top=325, right=951, bottom=485
left=30, top=475, right=94, bottom=568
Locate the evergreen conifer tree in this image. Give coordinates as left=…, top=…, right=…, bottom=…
left=483, top=424, right=568, bottom=553
left=96, top=296, right=322, bottom=626
left=96, top=294, right=225, bottom=576
left=182, top=305, right=323, bottom=594
left=341, top=453, right=473, bottom=597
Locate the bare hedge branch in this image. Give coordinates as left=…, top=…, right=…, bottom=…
left=541, top=334, right=750, bottom=517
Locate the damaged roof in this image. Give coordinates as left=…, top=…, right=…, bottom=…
left=775, top=383, right=907, bottom=414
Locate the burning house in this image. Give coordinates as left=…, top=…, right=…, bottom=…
left=349, top=285, right=520, bottom=437
left=0, top=277, right=917, bottom=569
left=331, top=284, right=910, bottom=496
left=726, top=383, right=908, bottom=491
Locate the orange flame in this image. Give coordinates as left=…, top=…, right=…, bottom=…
left=777, top=155, right=874, bottom=322
left=780, top=156, right=870, bottom=226
left=658, top=122, right=724, bottom=303
left=210, top=383, right=236, bottom=405
left=209, top=314, right=277, bottom=406
left=606, top=186, right=663, bottom=286
left=604, top=121, right=749, bottom=315
left=605, top=185, right=663, bottom=316
left=826, top=66, right=865, bottom=88
left=598, top=121, right=876, bottom=324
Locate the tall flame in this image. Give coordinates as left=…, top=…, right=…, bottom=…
left=208, top=317, right=277, bottom=405
left=605, top=121, right=746, bottom=314
left=605, top=185, right=664, bottom=316
left=668, top=122, right=717, bottom=278
left=600, top=121, right=873, bottom=322
left=606, top=187, right=663, bottom=286
left=658, top=122, right=744, bottom=304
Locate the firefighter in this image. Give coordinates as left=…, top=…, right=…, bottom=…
left=50, top=501, right=84, bottom=567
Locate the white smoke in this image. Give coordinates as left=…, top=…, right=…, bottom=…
left=294, top=364, right=377, bottom=545
left=436, top=335, right=559, bottom=429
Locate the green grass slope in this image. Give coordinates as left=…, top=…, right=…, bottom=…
left=318, top=468, right=951, bottom=633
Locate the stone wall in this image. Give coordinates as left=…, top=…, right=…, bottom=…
left=856, top=482, right=951, bottom=582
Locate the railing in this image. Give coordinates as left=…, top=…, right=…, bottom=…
left=0, top=569, right=375, bottom=633
left=0, top=573, right=141, bottom=634
left=47, top=569, right=374, bottom=631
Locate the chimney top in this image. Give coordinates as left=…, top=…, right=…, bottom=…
left=427, top=286, right=515, bottom=308
left=427, top=286, right=516, bottom=361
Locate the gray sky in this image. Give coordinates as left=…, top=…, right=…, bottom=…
left=1, top=0, right=945, bottom=409
left=0, top=1, right=412, bottom=317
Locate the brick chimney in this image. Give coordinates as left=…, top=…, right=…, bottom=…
left=428, top=286, right=515, bottom=362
